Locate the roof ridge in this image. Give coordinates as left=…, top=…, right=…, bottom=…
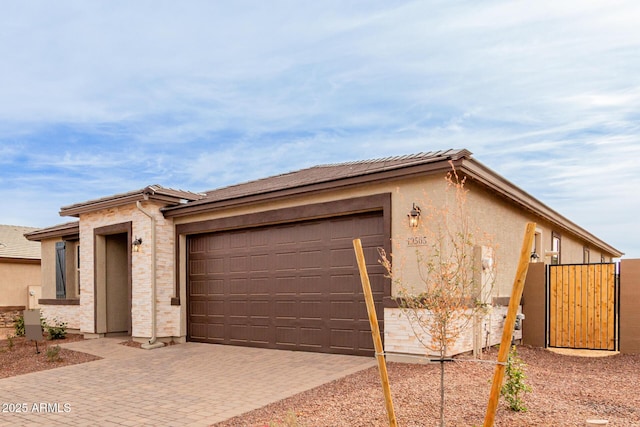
left=199, top=149, right=471, bottom=197
left=314, top=151, right=436, bottom=168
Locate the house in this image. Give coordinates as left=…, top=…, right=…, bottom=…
left=25, top=149, right=622, bottom=357
left=0, top=225, right=42, bottom=328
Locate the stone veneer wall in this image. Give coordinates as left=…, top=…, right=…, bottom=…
left=384, top=305, right=522, bottom=357
left=39, top=304, right=82, bottom=330
left=79, top=201, right=180, bottom=340
left=0, top=306, right=25, bottom=328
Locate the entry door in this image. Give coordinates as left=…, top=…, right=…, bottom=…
left=105, top=233, right=130, bottom=333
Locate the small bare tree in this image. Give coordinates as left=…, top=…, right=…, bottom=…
left=379, top=162, right=496, bottom=426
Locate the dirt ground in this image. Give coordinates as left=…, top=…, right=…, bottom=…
left=215, top=346, right=640, bottom=427
left=0, top=331, right=101, bottom=379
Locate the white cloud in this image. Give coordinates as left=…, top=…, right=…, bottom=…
left=0, top=0, right=639, bottom=256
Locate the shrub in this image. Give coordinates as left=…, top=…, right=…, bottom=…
left=13, top=315, right=25, bottom=337
left=45, top=319, right=67, bottom=340
left=7, top=335, right=14, bottom=351
left=46, top=345, right=62, bottom=362
left=501, top=346, right=532, bottom=412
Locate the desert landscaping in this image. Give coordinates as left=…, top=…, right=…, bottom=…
left=214, top=346, right=640, bottom=427
left=2, top=327, right=638, bottom=426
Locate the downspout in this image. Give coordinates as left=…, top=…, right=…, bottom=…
left=136, top=200, right=164, bottom=349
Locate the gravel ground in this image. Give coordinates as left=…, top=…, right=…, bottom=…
left=215, top=346, right=640, bottom=427
left=0, top=332, right=101, bottom=379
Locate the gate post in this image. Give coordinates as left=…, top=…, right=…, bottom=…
left=521, top=262, right=546, bottom=348
left=620, top=259, right=640, bottom=354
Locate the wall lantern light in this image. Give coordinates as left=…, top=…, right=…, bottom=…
left=132, top=237, right=143, bottom=252
left=408, top=203, right=421, bottom=228
left=530, top=251, right=540, bottom=262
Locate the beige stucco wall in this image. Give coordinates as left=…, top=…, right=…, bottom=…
left=39, top=238, right=79, bottom=300
left=172, top=170, right=614, bottom=355
left=78, top=201, right=179, bottom=340
left=0, top=259, right=41, bottom=307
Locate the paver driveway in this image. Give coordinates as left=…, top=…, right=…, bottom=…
left=0, top=337, right=376, bottom=427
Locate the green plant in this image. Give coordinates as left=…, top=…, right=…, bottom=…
left=13, top=315, right=25, bottom=337
left=501, top=345, right=532, bottom=412
left=46, top=345, right=62, bottom=362
left=45, top=318, right=67, bottom=340
left=7, top=335, right=14, bottom=351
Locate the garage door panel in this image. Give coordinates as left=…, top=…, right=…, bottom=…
left=229, top=255, right=248, bottom=272
left=190, top=323, right=207, bottom=339
left=190, top=280, right=206, bottom=295
left=249, top=277, right=269, bottom=294
left=331, top=327, right=358, bottom=349
left=206, top=257, right=224, bottom=274
left=188, top=211, right=387, bottom=355
left=207, top=279, right=224, bottom=295
left=229, top=231, right=249, bottom=249
left=300, top=328, right=323, bottom=347
left=190, top=300, right=207, bottom=315
left=249, top=326, right=270, bottom=343
left=190, top=259, right=207, bottom=276
left=276, top=252, right=297, bottom=271
left=276, top=326, right=297, bottom=346
left=228, top=278, right=248, bottom=295
left=250, top=254, right=270, bottom=271
left=189, top=236, right=206, bottom=253
left=207, top=300, right=224, bottom=313
left=249, top=300, right=270, bottom=317
left=274, top=300, right=297, bottom=318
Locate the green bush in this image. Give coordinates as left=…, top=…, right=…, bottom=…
left=501, top=346, right=532, bottom=412
left=13, top=315, right=25, bottom=337
left=45, top=319, right=67, bottom=340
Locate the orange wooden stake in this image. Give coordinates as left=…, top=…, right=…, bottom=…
left=483, top=222, right=537, bottom=426
left=353, top=238, right=398, bottom=427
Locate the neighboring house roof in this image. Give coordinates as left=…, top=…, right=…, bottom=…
left=0, top=224, right=41, bottom=260
left=59, top=185, right=204, bottom=217
left=161, top=148, right=623, bottom=258
left=24, top=221, right=80, bottom=242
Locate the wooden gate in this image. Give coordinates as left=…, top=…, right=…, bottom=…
left=547, top=263, right=619, bottom=350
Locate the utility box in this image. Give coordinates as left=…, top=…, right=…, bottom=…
left=23, top=309, right=43, bottom=341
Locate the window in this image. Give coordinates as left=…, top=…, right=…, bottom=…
left=54, top=240, right=80, bottom=299
left=55, top=241, right=66, bottom=298
left=551, top=232, right=561, bottom=265
left=583, top=246, right=590, bottom=264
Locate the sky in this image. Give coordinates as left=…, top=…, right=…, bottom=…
left=1, top=1, right=639, bottom=258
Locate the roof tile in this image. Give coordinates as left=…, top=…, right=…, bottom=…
left=0, top=225, right=41, bottom=259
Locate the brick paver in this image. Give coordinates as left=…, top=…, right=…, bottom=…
left=0, top=338, right=375, bottom=426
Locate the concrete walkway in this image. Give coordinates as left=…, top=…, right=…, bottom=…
left=0, top=338, right=376, bottom=427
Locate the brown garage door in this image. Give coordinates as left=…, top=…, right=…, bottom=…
left=187, top=212, right=386, bottom=356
